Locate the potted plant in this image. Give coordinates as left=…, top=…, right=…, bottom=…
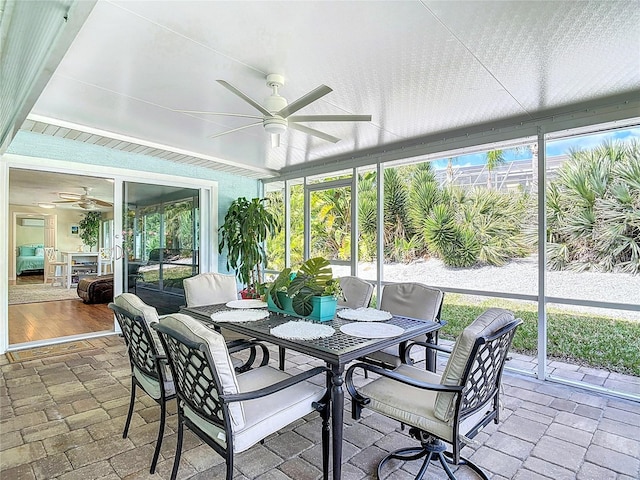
left=78, top=211, right=101, bottom=252
left=218, top=197, right=280, bottom=298
left=266, top=257, right=342, bottom=321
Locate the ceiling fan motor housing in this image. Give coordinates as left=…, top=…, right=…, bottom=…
left=263, top=116, right=287, bottom=134
left=264, top=74, right=288, bottom=134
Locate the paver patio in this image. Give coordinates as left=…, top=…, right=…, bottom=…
left=1, top=335, right=638, bottom=479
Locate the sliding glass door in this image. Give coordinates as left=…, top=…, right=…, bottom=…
left=122, top=182, right=200, bottom=314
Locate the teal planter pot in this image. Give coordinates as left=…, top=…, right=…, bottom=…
left=267, top=291, right=338, bottom=322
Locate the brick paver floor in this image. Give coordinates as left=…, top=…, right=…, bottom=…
left=1, top=335, right=638, bottom=479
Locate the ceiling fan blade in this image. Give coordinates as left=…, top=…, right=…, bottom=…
left=288, top=123, right=340, bottom=143
left=91, top=199, right=113, bottom=207
left=58, top=193, right=82, bottom=200
left=207, top=121, right=262, bottom=139
left=289, top=114, right=372, bottom=122
left=53, top=200, right=78, bottom=204
left=217, top=80, right=273, bottom=117
left=277, top=85, right=333, bottom=118
left=271, top=133, right=280, bottom=148
left=173, top=109, right=263, bottom=120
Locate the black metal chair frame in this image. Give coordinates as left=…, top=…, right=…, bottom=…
left=108, top=302, right=176, bottom=474
left=153, top=322, right=332, bottom=480
left=360, top=291, right=446, bottom=374
left=346, top=318, right=522, bottom=480
left=226, top=337, right=271, bottom=373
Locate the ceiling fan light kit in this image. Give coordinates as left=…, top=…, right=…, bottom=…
left=181, top=73, right=372, bottom=146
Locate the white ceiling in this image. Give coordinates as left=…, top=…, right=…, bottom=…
left=21, top=0, right=640, bottom=178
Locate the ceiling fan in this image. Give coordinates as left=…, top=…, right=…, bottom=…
left=177, top=74, right=372, bottom=147
left=54, top=187, right=113, bottom=209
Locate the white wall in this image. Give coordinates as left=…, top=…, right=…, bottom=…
left=15, top=222, right=44, bottom=246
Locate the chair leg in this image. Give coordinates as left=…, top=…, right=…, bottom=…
left=443, top=452, right=490, bottom=480
left=149, top=399, right=166, bottom=474
left=226, top=449, right=234, bottom=480
left=170, top=415, right=184, bottom=480
left=321, top=403, right=330, bottom=480
left=314, top=390, right=331, bottom=480
left=122, top=378, right=136, bottom=438
left=377, top=432, right=483, bottom=480
left=377, top=446, right=428, bottom=479
left=279, top=346, right=286, bottom=370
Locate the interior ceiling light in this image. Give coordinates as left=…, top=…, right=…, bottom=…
left=38, top=203, right=56, bottom=209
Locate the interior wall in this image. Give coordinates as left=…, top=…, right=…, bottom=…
left=15, top=223, right=44, bottom=246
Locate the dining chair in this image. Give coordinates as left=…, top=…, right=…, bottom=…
left=108, top=293, right=175, bottom=474
left=338, top=276, right=374, bottom=308
left=183, top=272, right=238, bottom=306
left=44, top=247, right=67, bottom=287
left=361, top=282, right=444, bottom=370
left=153, top=313, right=331, bottom=480
left=183, top=272, right=269, bottom=371
left=346, top=308, right=522, bottom=480
left=183, top=272, right=244, bottom=342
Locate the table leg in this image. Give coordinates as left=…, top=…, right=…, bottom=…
left=330, top=364, right=344, bottom=480
left=425, top=331, right=437, bottom=372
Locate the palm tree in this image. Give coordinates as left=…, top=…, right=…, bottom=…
left=446, top=156, right=459, bottom=185
left=546, top=139, right=640, bottom=273
left=485, top=149, right=505, bottom=189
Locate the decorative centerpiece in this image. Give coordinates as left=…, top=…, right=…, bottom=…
left=266, top=257, right=341, bottom=322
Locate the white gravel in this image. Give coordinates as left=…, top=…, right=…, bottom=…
left=334, top=256, right=640, bottom=321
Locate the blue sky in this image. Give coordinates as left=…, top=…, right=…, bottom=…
left=431, top=126, right=640, bottom=170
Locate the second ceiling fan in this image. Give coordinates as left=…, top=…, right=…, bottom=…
left=54, top=187, right=112, bottom=209
left=179, top=74, right=372, bottom=147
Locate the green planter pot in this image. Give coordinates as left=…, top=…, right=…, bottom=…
left=267, top=291, right=337, bottom=322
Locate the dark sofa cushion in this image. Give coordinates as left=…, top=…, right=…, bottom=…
left=77, top=275, right=114, bottom=304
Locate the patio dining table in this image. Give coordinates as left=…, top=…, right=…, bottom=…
left=181, top=303, right=441, bottom=480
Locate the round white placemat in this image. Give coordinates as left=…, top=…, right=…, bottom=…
left=210, top=309, right=270, bottom=323
left=225, top=299, right=268, bottom=309
left=337, top=307, right=392, bottom=321
left=339, top=322, right=404, bottom=338
left=270, top=321, right=335, bottom=340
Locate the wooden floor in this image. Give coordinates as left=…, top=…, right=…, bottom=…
left=9, top=273, right=114, bottom=344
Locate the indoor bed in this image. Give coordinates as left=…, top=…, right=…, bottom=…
left=16, top=245, right=45, bottom=275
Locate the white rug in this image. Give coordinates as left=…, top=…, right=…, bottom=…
left=9, top=284, right=80, bottom=305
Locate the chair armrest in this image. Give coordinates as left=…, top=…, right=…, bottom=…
left=406, top=340, right=452, bottom=355
left=345, top=362, right=462, bottom=404
left=403, top=339, right=452, bottom=365
left=222, top=366, right=330, bottom=403
left=228, top=339, right=270, bottom=369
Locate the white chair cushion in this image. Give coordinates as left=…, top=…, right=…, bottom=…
left=114, top=293, right=164, bottom=354
left=360, top=365, right=453, bottom=441
left=367, top=283, right=443, bottom=365
left=338, top=276, right=374, bottom=308
left=379, top=283, right=443, bottom=321
left=133, top=365, right=175, bottom=399
left=184, top=365, right=325, bottom=453
left=359, top=364, right=487, bottom=443
left=434, top=308, right=515, bottom=422
left=159, top=313, right=245, bottom=428
left=183, top=273, right=238, bottom=307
